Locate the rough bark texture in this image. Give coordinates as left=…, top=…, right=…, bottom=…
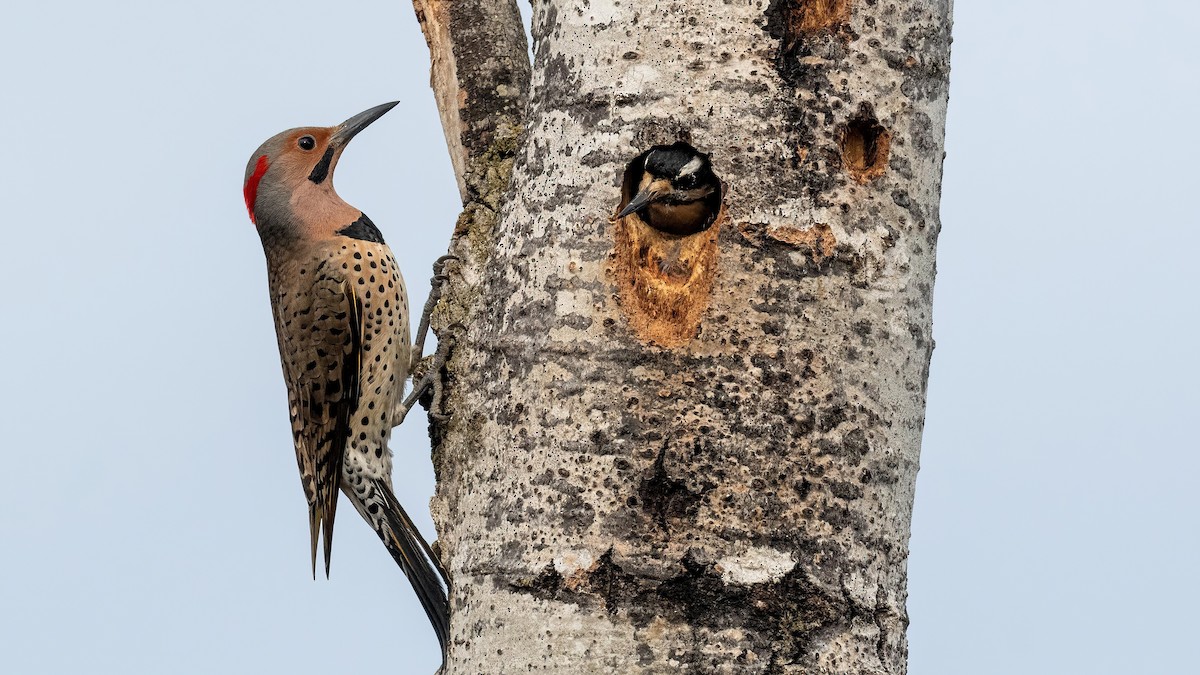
left=409, top=0, right=530, bottom=313
left=417, top=0, right=951, bottom=672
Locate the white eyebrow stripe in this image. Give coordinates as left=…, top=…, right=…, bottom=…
left=679, top=156, right=703, bottom=175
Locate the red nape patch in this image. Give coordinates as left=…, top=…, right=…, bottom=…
left=243, top=155, right=270, bottom=224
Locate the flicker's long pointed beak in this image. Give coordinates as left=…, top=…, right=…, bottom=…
left=617, top=179, right=672, bottom=218
left=331, top=101, right=399, bottom=148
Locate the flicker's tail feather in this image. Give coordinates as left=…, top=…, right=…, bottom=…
left=308, top=506, right=320, bottom=580
left=360, top=479, right=450, bottom=653
left=308, top=495, right=339, bottom=579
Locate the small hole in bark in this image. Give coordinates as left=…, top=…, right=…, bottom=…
left=841, top=106, right=891, bottom=183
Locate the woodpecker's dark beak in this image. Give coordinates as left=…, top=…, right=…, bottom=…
left=617, top=178, right=672, bottom=218
left=331, top=101, right=399, bottom=148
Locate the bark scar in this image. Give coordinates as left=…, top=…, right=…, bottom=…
left=610, top=208, right=724, bottom=348
left=508, top=549, right=852, bottom=662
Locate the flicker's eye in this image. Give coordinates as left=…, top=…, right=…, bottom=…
left=298, top=136, right=316, bottom=151
left=677, top=174, right=697, bottom=190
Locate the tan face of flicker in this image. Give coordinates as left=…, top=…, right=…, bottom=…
left=243, top=102, right=398, bottom=242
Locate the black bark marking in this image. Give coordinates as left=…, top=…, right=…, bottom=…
left=510, top=549, right=850, bottom=663
left=638, top=443, right=710, bottom=532
left=764, top=0, right=853, bottom=87
left=530, top=469, right=597, bottom=532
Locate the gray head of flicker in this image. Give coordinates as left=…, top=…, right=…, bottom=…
left=243, top=102, right=398, bottom=243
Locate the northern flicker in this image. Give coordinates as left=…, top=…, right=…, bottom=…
left=243, top=102, right=449, bottom=651
left=617, top=141, right=723, bottom=236
left=610, top=141, right=724, bottom=346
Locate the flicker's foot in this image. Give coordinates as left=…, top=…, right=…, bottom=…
left=394, top=255, right=459, bottom=427
left=393, top=323, right=462, bottom=426
left=411, top=255, right=459, bottom=366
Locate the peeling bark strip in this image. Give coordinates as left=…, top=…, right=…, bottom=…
left=416, top=0, right=951, bottom=672
left=410, top=0, right=530, bottom=200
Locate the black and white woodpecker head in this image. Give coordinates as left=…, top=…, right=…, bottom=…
left=617, top=141, right=723, bottom=236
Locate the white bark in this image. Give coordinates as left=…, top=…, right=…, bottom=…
left=414, top=0, right=952, bottom=672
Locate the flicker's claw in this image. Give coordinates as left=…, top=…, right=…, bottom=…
left=394, top=254, right=459, bottom=427
left=424, top=323, right=462, bottom=422
left=428, top=255, right=458, bottom=301
left=429, top=375, right=449, bottom=424
left=393, top=322, right=463, bottom=427
left=411, top=257, right=460, bottom=369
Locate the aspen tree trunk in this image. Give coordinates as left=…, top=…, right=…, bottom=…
left=411, top=0, right=951, bottom=672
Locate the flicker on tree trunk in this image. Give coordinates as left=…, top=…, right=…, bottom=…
left=243, top=102, right=450, bottom=655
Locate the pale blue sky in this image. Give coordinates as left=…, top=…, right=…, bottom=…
left=0, top=1, right=1195, bottom=673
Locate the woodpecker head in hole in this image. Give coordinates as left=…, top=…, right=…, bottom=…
left=243, top=101, right=398, bottom=231
left=617, top=141, right=723, bottom=236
